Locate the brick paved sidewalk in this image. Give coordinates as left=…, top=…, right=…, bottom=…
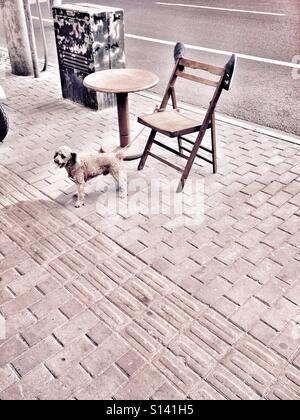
left=0, top=57, right=300, bottom=400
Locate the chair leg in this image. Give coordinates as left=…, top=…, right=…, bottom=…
left=178, top=136, right=183, bottom=154
left=177, top=177, right=186, bottom=193
left=177, top=131, right=206, bottom=193
left=138, top=130, right=157, bottom=171
left=211, top=112, right=217, bottom=174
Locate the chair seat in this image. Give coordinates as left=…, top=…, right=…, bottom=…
left=138, top=110, right=202, bottom=138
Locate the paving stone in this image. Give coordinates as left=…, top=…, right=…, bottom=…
left=0, top=366, right=18, bottom=394
left=225, top=276, right=261, bottom=305
left=116, top=349, right=146, bottom=377
left=207, top=365, right=260, bottom=400
left=0, top=336, right=28, bottom=366
left=244, top=243, right=273, bottom=265
left=212, top=296, right=239, bottom=318
left=12, top=336, right=61, bottom=377
left=249, top=258, right=283, bottom=284
left=115, top=365, right=163, bottom=400
left=217, top=243, right=247, bottom=266
left=86, top=321, right=113, bottom=346
left=273, top=365, right=300, bottom=399
left=285, top=282, right=300, bottom=306
left=91, top=298, right=130, bottom=331
left=38, top=365, right=92, bottom=400
left=120, top=322, right=163, bottom=360
left=77, top=365, right=127, bottom=400
left=250, top=321, right=278, bottom=346
left=193, top=259, right=228, bottom=285
left=222, top=258, right=254, bottom=283
left=255, top=279, right=288, bottom=306
left=267, top=382, right=300, bottom=400
left=168, top=334, right=217, bottom=378
left=21, top=310, right=66, bottom=346
left=1, top=289, right=42, bottom=317
left=153, top=350, right=200, bottom=394
left=278, top=260, right=300, bottom=285
left=271, top=321, right=300, bottom=360
left=199, top=309, right=243, bottom=347
left=4, top=309, right=36, bottom=340
left=151, top=382, right=185, bottom=400
left=0, top=365, right=55, bottom=400
left=222, top=349, right=276, bottom=396
left=136, top=310, right=178, bottom=346
left=46, top=336, right=95, bottom=377
left=59, top=298, right=84, bottom=319
left=53, top=310, right=99, bottom=346
left=256, top=215, right=283, bottom=234
left=30, top=288, right=72, bottom=319
left=261, top=298, right=299, bottom=332
left=81, top=334, right=129, bottom=377
left=231, top=298, right=268, bottom=331
left=108, top=288, right=147, bottom=319
left=196, top=277, right=232, bottom=305
left=149, top=297, right=192, bottom=330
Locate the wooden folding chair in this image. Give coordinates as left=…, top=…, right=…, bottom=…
left=138, top=43, right=236, bottom=192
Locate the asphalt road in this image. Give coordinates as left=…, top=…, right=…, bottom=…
left=1, top=0, right=300, bottom=135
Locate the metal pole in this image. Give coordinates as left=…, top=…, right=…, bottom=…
left=23, top=0, right=40, bottom=78
left=0, top=0, right=33, bottom=76
left=36, top=0, right=48, bottom=72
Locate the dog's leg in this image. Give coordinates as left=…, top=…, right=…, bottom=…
left=111, top=170, right=127, bottom=199
left=75, top=183, right=85, bottom=208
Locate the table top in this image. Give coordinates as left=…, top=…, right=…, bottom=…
left=84, top=69, right=159, bottom=94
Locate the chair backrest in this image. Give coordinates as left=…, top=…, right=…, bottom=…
left=160, top=43, right=236, bottom=128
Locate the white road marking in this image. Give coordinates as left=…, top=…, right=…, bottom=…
left=156, top=2, right=286, bottom=17
left=126, top=34, right=300, bottom=69
left=31, top=16, right=300, bottom=69
left=32, top=16, right=53, bottom=23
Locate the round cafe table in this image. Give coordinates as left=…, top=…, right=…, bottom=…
left=84, top=69, right=159, bottom=158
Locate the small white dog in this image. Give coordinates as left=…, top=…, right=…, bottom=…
left=54, top=146, right=127, bottom=208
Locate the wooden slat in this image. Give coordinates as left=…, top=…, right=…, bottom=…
left=180, top=137, right=213, bottom=154
left=148, top=152, right=183, bottom=173
left=180, top=146, right=213, bottom=165
left=176, top=71, right=219, bottom=88
left=153, top=140, right=189, bottom=159
left=180, top=58, right=224, bottom=76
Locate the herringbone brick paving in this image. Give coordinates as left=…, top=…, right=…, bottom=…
left=0, top=56, right=300, bottom=400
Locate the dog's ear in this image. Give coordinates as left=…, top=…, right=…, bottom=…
left=70, top=152, right=78, bottom=165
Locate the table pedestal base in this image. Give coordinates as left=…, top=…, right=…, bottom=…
left=117, top=92, right=131, bottom=148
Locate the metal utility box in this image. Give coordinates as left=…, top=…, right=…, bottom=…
left=53, top=3, right=125, bottom=110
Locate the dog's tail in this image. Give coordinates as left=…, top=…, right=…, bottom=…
left=115, top=149, right=125, bottom=160
left=99, top=146, right=124, bottom=160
